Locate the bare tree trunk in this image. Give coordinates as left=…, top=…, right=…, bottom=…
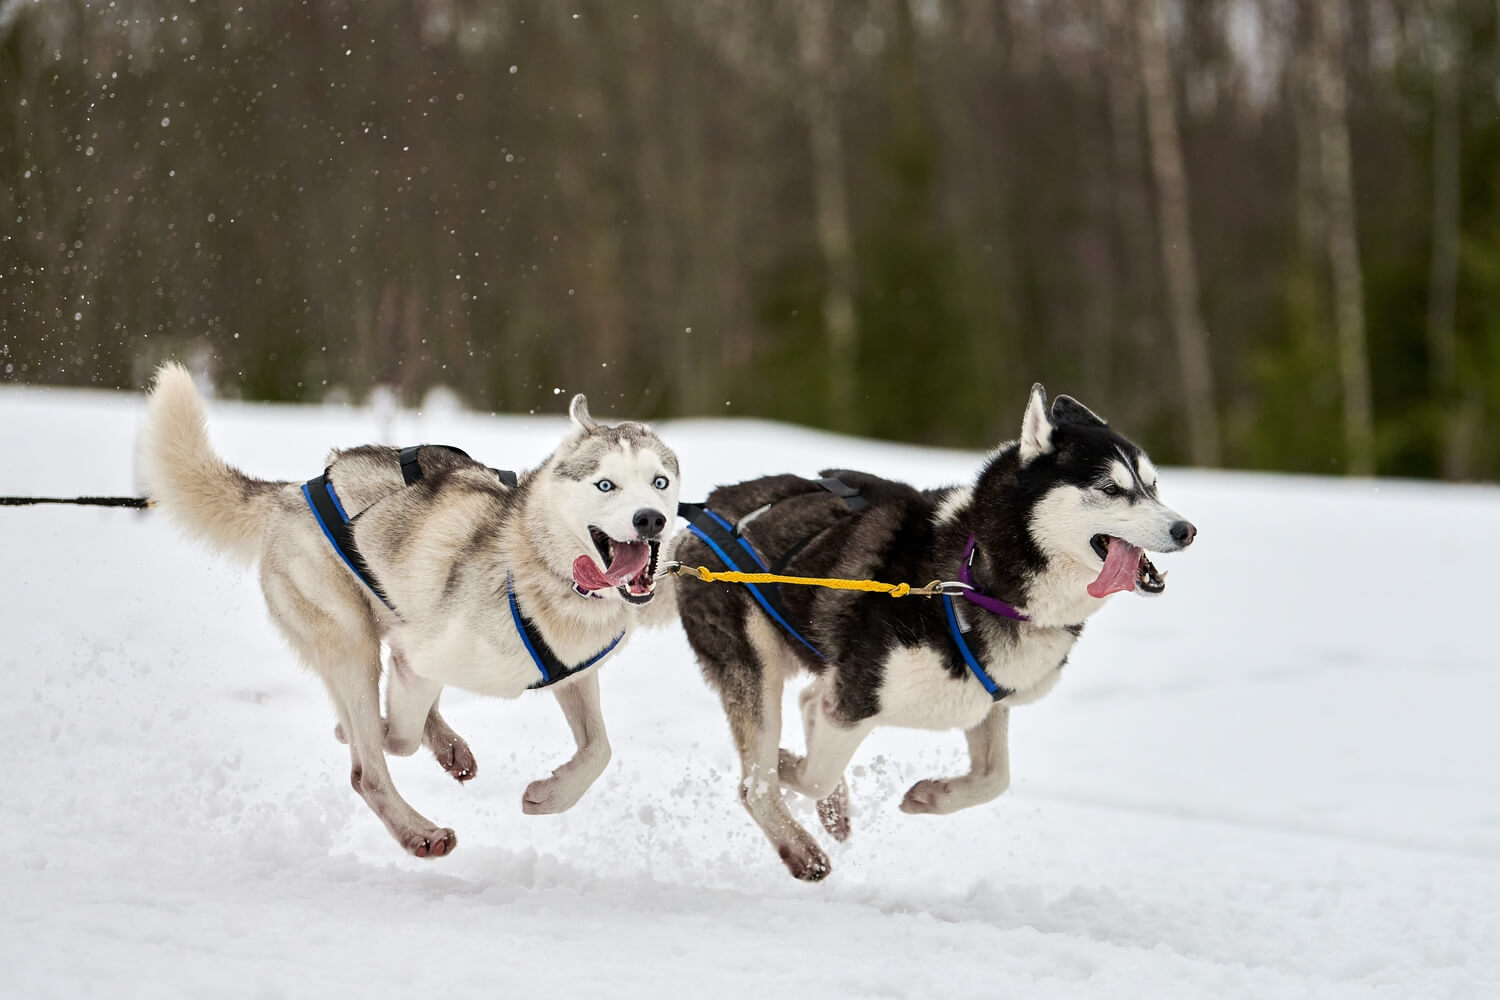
left=1133, top=0, right=1221, bottom=466
left=1312, top=0, right=1376, bottom=475
left=1425, top=2, right=1465, bottom=478
left=794, top=0, right=858, bottom=431
left=1100, top=0, right=1161, bottom=434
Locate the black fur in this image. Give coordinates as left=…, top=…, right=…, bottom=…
left=676, top=416, right=1152, bottom=726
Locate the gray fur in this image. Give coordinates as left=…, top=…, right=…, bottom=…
left=554, top=423, right=681, bottom=481
left=142, top=364, right=681, bottom=859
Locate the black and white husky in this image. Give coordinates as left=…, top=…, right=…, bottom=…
left=141, top=363, right=681, bottom=858
left=672, top=385, right=1196, bottom=881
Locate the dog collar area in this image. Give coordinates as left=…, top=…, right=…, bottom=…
left=957, top=535, right=1030, bottom=622
left=572, top=582, right=604, bottom=600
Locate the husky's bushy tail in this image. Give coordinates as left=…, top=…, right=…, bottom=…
left=141, top=362, right=279, bottom=563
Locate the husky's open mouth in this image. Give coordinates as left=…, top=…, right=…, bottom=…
left=1089, top=534, right=1166, bottom=598
left=573, top=526, right=660, bottom=603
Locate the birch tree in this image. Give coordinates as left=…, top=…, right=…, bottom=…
left=1134, top=0, right=1222, bottom=466
left=1312, top=0, right=1376, bottom=475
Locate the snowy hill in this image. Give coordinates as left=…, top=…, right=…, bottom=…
left=2, top=385, right=1496, bottom=998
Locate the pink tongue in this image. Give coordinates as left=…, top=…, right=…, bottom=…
left=1088, top=537, right=1142, bottom=599
left=572, top=541, right=651, bottom=592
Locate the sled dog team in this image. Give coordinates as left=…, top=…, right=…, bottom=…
left=142, top=363, right=1196, bottom=882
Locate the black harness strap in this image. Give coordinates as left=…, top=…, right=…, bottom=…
left=0, top=495, right=150, bottom=507
left=302, top=472, right=396, bottom=612
left=399, top=446, right=426, bottom=486
left=812, top=476, right=869, bottom=512
left=400, top=444, right=518, bottom=488
left=769, top=477, right=868, bottom=573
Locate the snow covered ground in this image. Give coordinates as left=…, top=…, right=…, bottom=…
left=1, top=383, right=1496, bottom=999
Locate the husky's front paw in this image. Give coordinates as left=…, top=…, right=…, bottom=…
left=400, top=826, right=458, bottom=858
left=521, top=773, right=588, bottom=815
left=816, top=780, right=851, bottom=842
left=521, top=747, right=609, bottom=815
left=899, top=778, right=954, bottom=815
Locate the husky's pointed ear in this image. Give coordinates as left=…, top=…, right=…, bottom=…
left=1019, top=383, right=1054, bottom=466
left=1051, top=394, right=1107, bottom=428
left=569, top=393, right=598, bottom=432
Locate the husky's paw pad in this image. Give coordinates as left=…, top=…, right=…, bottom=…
left=817, top=781, right=851, bottom=842
left=778, top=842, right=832, bottom=882
left=403, top=827, right=457, bottom=859
left=432, top=740, right=477, bottom=783
left=899, top=778, right=953, bottom=815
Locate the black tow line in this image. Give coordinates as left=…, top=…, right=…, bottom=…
left=0, top=495, right=151, bottom=507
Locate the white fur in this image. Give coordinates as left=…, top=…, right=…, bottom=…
left=1024, top=480, right=1187, bottom=620
left=899, top=704, right=1012, bottom=815
left=568, top=393, right=597, bottom=431
left=1137, top=453, right=1159, bottom=490
left=517, top=440, right=678, bottom=600
left=932, top=485, right=973, bottom=527
left=141, top=363, right=272, bottom=562
left=1018, top=383, right=1053, bottom=466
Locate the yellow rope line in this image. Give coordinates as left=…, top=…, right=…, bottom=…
left=670, top=564, right=944, bottom=598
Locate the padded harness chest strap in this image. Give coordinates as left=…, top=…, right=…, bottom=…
left=507, top=573, right=624, bottom=689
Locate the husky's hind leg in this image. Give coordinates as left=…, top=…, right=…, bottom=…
left=265, top=563, right=457, bottom=857
left=716, top=616, right=830, bottom=881
left=422, top=701, right=476, bottom=783
left=328, top=651, right=457, bottom=857
left=522, top=670, right=611, bottom=814
left=779, top=676, right=871, bottom=843
left=383, top=647, right=440, bottom=756
left=900, top=704, right=1011, bottom=815
left=382, top=647, right=475, bottom=782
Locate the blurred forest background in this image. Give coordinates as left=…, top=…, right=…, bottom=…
left=2, top=0, right=1498, bottom=478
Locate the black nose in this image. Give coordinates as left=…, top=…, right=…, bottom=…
left=633, top=508, right=667, bottom=539
left=1170, top=520, right=1196, bottom=547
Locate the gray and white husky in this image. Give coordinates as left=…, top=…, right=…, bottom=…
left=141, top=363, right=681, bottom=858
left=673, top=385, right=1196, bottom=881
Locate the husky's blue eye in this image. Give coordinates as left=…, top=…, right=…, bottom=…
left=596, top=479, right=615, bottom=493
left=652, top=475, right=669, bottom=490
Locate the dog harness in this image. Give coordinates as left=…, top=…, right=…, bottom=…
left=302, top=445, right=621, bottom=691
left=678, top=477, right=869, bottom=661
left=680, top=480, right=1019, bottom=701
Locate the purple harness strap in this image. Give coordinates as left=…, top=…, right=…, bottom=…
left=958, top=535, right=1030, bottom=622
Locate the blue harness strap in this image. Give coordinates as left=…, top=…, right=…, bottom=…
left=679, top=502, right=826, bottom=660
left=302, top=475, right=398, bottom=613
left=678, top=478, right=1014, bottom=701
left=942, top=594, right=1013, bottom=702
left=507, top=573, right=623, bottom=689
